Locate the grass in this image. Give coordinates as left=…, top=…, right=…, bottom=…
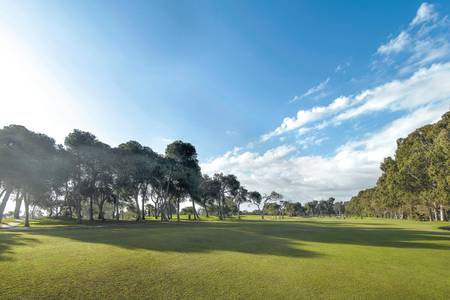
left=1, top=216, right=449, bottom=299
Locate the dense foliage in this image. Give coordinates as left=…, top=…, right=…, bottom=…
left=346, top=111, right=449, bottom=221
left=0, top=126, right=286, bottom=226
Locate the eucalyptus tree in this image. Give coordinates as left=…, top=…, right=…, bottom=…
left=65, top=130, right=100, bottom=223
left=165, top=140, right=202, bottom=221
left=0, top=125, right=28, bottom=222
left=13, top=191, right=23, bottom=219
left=304, top=201, right=317, bottom=216
left=235, top=186, right=248, bottom=219
left=0, top=125, right=60, bottom=225
left=213, top=173, right=240, bottom=220
left=116, top=141, right=157, bottom=221
left=333, top=201, right=345, bottom=217
left=265, top=202, right=281, bottom=218
left=198, top=175, right=221, bottom=217
left=248, top=191, right=262, bottom=218
left=260, top=191, right=283, bottom=219
left=347, top=111, right=449, bottom=221
left=213, top=173, right=226, bottom=219
left=406, top=127, right=438, bottom=215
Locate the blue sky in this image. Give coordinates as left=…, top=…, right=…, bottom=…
left=1, top=1, right=449, bottom=202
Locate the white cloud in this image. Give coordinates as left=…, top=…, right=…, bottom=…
left=411, top=3, right=438, bottom=26
left=262, top=96, right=349, bottom=141
left=263, top=61, right=450, bottom=142
left=335, top=62, right=450, bottom=121
left=297, top=135, right=328, bottom=149
left=290, top=78, right=330, bottom=103
left=202, top=105, right=447, bottom=202
left=377, top=31, right=410, bottom=55
left=402, top=37, right=450, bottom=72
left=376, top=2, right=450, bottom=71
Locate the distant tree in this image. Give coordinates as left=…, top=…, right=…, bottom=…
left=249, top=191, right=263, bottom=218
left=165, top=140, right=202, bottom=222
left=235, top=186, right=248, bottom=219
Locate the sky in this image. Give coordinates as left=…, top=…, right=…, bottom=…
left=1, top=1, right=450, bottom=205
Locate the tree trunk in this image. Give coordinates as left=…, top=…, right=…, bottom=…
left=0, top=188, right=13, bottom=223
left=135, top=191, right=141, bottom=222
left=218, top=194, right=224, bottom=220
left=89, top=196, right=94, bottom=221
left=112, top=199, right=115, bottom=220
left=161, top=168, right=173, bottom=222
left=439, top=204, right=446, bottom=221
left=97, top=196, right=105, bottom=221
left=168, top=200, right=172, bottom=220
left=76, top=198, right=83, bottom=224
left=24, top=194, right=30, bottom=227
left=192, top=198, right=199, bottom=220
left=204, top=204, right=209, bottom=218
left=141, top=194, right=146, bottom=221
left=237, top=203, right=241, bottom=219
left=177, top=198, right=180, bottom=222
left=154, top=201, right=158, bottom=218
left=14, top=192, right=23, bottom=219
left=115, top=194, right=120, bottom=221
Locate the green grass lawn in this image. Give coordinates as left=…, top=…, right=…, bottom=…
left=1, top=216, right=449, bottom=299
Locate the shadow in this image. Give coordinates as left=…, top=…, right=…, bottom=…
left=230, top=221, right=450, bottom=250
left=1, top=219, right=450, bottom=260
left=0, top=232, right=41, bottom=261
left=23, top=222, right=320, bottom=258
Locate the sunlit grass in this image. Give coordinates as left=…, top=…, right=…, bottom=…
left=1, top=216, right=449, bottom=299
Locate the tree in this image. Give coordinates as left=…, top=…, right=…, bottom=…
left=347, top=111, right=449, bottom=221
left=235, top=186, right=248, bottom=219
left=249, top=191, right=263, bottom=219
left=213, top=173, right=240, bottom=220
left=117, top=141, right=157, bottom=222
left=261, top=191, right=283, bottom=219
left=165, top=141, right=202, bottom=222
left=0, top=125, right=61, bottom=226
left=65, top=130, right=100, bottom=223
left=0, top=124, right=266, bottom=225
left=198, top=175, right=221, bottom=217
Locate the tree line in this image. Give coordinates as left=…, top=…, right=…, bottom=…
left=0, top=125, right=292, bottom=226
left=1, top=111, right=446, bottom=226
left=346, top=111, right=449, bottom=221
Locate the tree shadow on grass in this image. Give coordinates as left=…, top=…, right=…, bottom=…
left=23, top=223, right=320, bottom=259
left=0, top=232, right=41, bottom=261
left=229, top=220, right=450, bottom=250
left=5, top=220, right=447, bottom=257
left=1, top=220, right=450, bottom=260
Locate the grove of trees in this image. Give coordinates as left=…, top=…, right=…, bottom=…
left=1, top=110, right=447, bottom=226
left=0, top=125, right=287, bottom=226
left=346, top=111, right=449, bottom=221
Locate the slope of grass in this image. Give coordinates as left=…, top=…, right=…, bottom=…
left=1, top=216, right=449, bottom=299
